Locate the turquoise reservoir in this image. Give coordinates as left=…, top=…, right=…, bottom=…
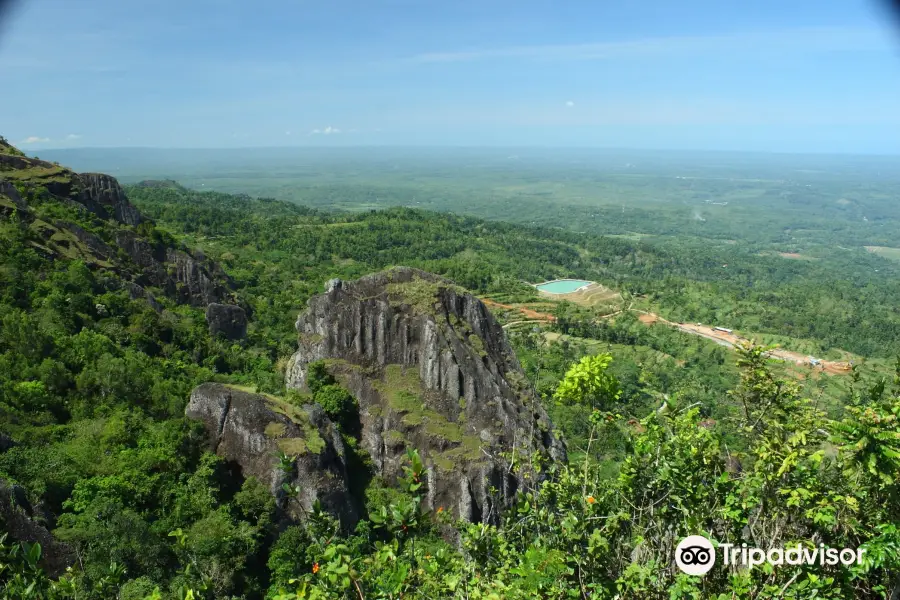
left=536, top=279, right=593, bottom=294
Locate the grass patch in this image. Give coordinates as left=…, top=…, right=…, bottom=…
left=376, top=364, right=484, bottom=464
left=385, top=275, right=462, bottom=316
left=441, top=435, right=483, bottom=464
left=277, top=438, right=309, bottom=455
left=29, top=219, right=58, bottom=237
left=865, top=246, right=900, bottom=262
left=225, top=384, right=326, bottom=455
left=384, top=430, right=406, bottom=445
left=432, top=455, right=455, bottom=472
left=425, top=419, right=463, bottom=443
left=264, top=422, right=287, bottom=438
left=4, top=165, right=70, bottom=184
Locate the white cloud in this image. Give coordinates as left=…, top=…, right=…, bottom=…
left=309, top=126, right=341, bottom=135
left=566, top=100, right=575, bottom=107
left=65, top=133, right=82, bottom=140
left=407, top=26, right=888, bottom=64
left=19, top=136, right=50, bottom=144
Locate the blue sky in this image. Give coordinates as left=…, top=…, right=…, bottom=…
left=2, top=0, right=900, bottom=152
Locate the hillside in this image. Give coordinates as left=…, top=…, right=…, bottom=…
left=1, top=143, right=898, bottom=599
left=120, top=172, right=900, bottom=360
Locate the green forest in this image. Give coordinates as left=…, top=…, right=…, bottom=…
left=1, top=144, right=899, bottom=599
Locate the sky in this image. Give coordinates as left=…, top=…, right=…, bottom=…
left=2, top=0, right=900, bottom=153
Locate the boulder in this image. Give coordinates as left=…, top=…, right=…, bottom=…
left=185, top=383, right=357, bottom=527
left=206, top=303, right=248, bottom=340
left=286, top=267, right=566, bottom=524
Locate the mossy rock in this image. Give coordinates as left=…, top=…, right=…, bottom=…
left=277, top=437, right=309, bottom=455
left=376, top=363, right=485, bottom=462
left=300, top=332, right=324, bottom=344
left=384, top=430, right=406, bottom=445
left=385, top=275, right=463, bottom=316
left=424, top=419, right=464, bottom=444
left=265, top=422, right=287, bottom=438
left=225, top=384, right=326, bottom=455
left=431, top=455, right=455, bottom=472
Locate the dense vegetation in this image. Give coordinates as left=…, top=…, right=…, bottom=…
left=2, top=166, right=899, bottom=598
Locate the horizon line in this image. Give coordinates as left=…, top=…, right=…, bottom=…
left=30, top=144, right=900, bottom=158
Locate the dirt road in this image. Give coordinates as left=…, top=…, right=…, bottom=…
left=636, top=312, right=852, bottom=375
left=482, top=299, right=556, bottom=323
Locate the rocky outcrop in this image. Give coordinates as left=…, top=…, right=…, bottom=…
left=113, top=230, right=234, bottom=307
left=0, top=150, right=140, bottom=227
left=0, top=480, right=75, bottom=577
left=286, top=267, right=566, bottom=524
left=167, top=249, right=231, bottom=307
left=206, top=303, right=248, bottom=340
left=0, top=180, right=33, bottom=221
left=185, top=383, right=357, bottom=527
left=77, top=173, right=142, bottom=226
left=57, top=221, right=114, bottom=262
left=114, top=230, right=173, bottom=290
left=127, top=283, right=162, bottom=312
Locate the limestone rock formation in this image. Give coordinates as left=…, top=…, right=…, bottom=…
left=113, top=230, right=234, bottom=307
left=0, top=480, right=75, bottom=577
left=1, top=139, right=237, bottom=310
left=77, top=173, right=142, bottom=226
left=185, top=383, right=357, bottom=527
left=167, top=248, right=232, bottom=306
left=114, top=230, right=172, bottom=289
left=206, top=303, right=248, bottom=340
left=286, top=267, right=566, bottom=524
left=0, top=151, right=141, bottom=227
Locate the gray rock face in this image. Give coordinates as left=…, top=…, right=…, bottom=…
left=77, top=173, right=142, bottom=226
left=185, top=383, right=358, bottom=527
left=167, top=249, right=230, bottom=306
left=0, top=180, right=33, bottom=221
left=286, top=267, right=566, bottom=524
left=0, top=157, right=140, bottom=227
left=0, top=479, right=75, bottom=577
left=57, top=221, right=114, bottom=262
left=206, top=303, right=248, bottom=340
left=1, top=146, right=238, bottom=314
left=113, top=230, right=234, bottom=307
left=114, top=230, right=173, bottom=290
left=127, top=283, right=162, bottom=312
